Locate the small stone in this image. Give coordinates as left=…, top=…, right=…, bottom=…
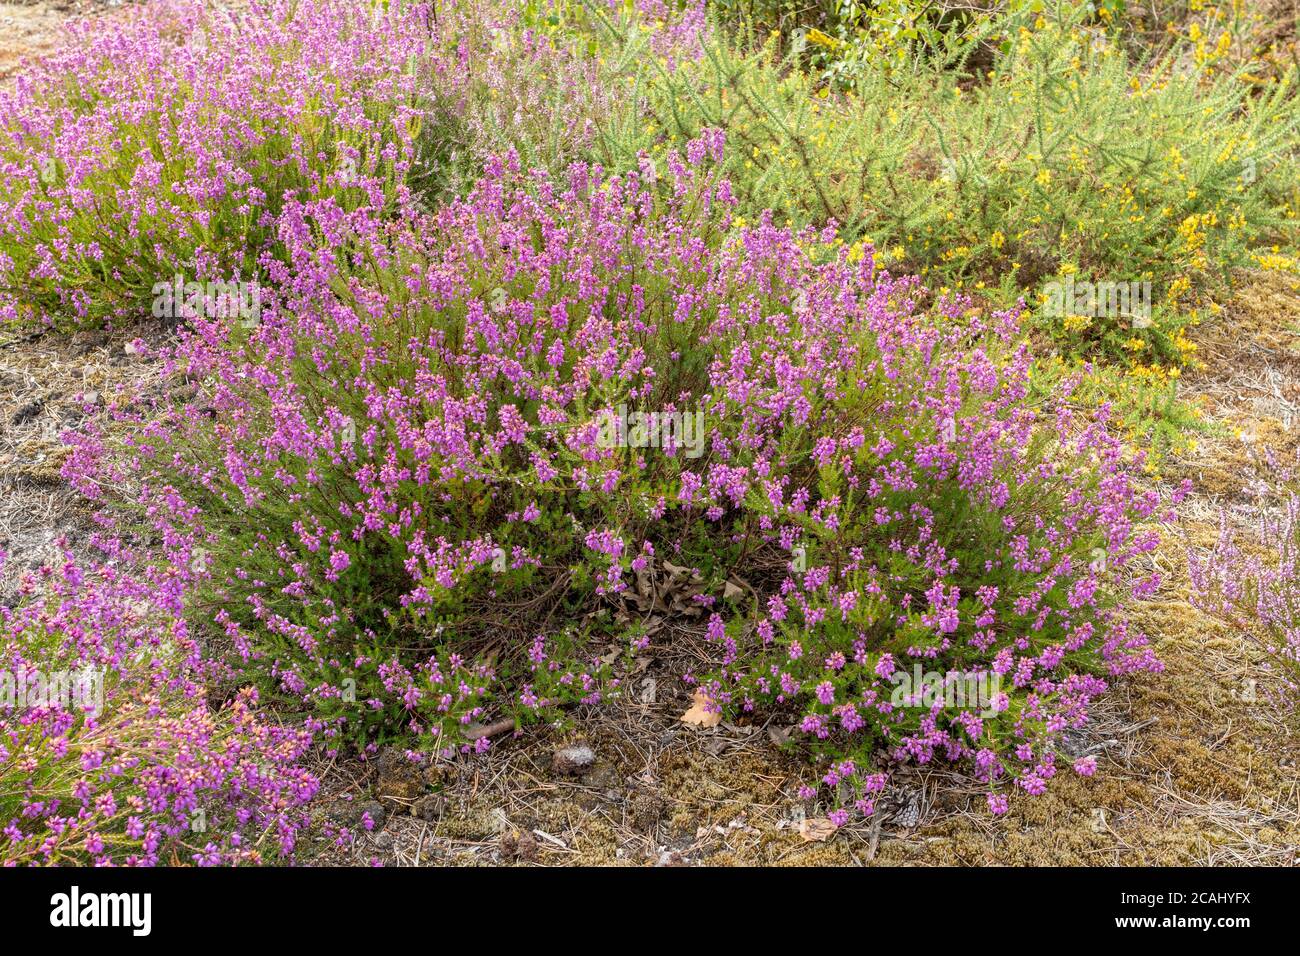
left=11, top=400, right=43, bottom=426
left=358, top=800, right=388, bottom=830
left=581, top=763, right=621, bottom=790
left=552, top=743, right=597, bottom=776
left=655, top=849, right=687, bottom=867
left=324, top=801, right=362, bottom=828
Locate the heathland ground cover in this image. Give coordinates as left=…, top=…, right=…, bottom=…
left=0, top=0, right=1297, bottom=865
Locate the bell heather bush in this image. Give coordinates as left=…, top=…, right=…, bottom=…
left=0, top=554, right=317, bottom=866
left=58, top=128, right=1173, bottom=816
left=695, top=307, right=1175, bottom=817
left=0, top=0, right=1194, bottom=846
left=0, top=0, right=710, bottom=333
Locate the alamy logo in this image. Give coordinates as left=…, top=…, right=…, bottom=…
left=596, top=403, right=705, bottom=459
left=1042, top=276, right=1152, bottom=328
left=50, top=886, right=151, bottom=936
left=151, top=274, right=261, bottom=325
left=0, top=667, right=103, bottom=717
left=889, top=664, right=1004, bottom=719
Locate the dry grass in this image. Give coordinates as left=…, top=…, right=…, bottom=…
left=0, top=322, right=174, bottom=603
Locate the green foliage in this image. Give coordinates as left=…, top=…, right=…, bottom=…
left=581, top=0, right=1299, bottom=372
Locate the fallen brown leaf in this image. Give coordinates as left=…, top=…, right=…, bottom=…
left=680, top=689, right=722, bottom=729
left=798, top=817, right=837, bottom=842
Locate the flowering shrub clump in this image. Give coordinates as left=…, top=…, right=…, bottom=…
left=0, top=555, right=318, bottom=866
left=57, top=128, right=1173, bottom=816
left=695, top=301, right=1175, bottom=816
left=0, top=0, right=711, bottom=334
left=1190, top=486, right=1300, bottom=711
left=0, top=0, right=451, bottom=330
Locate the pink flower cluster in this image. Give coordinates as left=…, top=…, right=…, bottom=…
left=688, top=279, right=1173, bottom=815
left=0, top=0, right=458, bottom=328
left=0, top=553, right=318, bottom=865
left=57, top=126, right=1174, bottom=818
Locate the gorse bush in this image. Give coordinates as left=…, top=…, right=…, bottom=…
left=61, top=129, right=1176, bottom=818
left=587, top=0, right=1299, bottom=370
left=0, top=557, right=317, bottom=865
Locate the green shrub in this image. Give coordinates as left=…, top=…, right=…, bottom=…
left=582, top=0, right=1299, bottom=370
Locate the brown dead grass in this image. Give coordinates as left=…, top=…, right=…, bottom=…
left=0, top=323, right=174, bottom=602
